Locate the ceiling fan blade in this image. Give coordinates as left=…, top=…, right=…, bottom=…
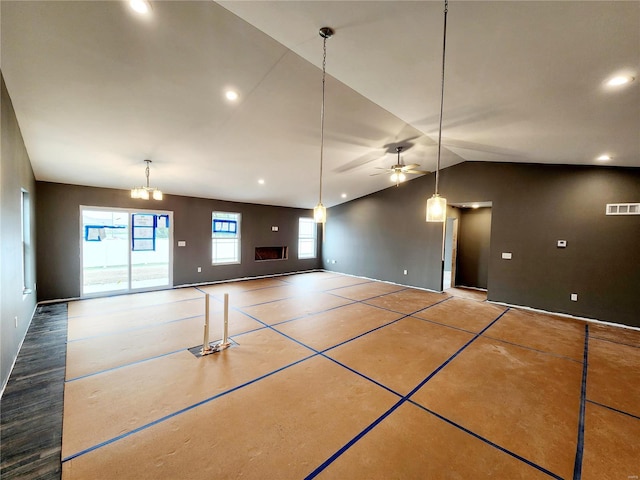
left=369, top=172, right=387, bottom=177
left=404, top=169, right=431, bottom=175
left=402, top=164, right=421, bottom=170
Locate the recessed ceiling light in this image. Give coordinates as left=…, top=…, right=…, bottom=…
left=225, top=90, right=239, bottom=101
left=341, top=193, right=347, bottom=199
left=597, top=154, right=612, bottom=162
left=258, top=179, right=265, bottom=185
left=129, top=0, right=151, bottom=15
left=606, top=75, right=634, bottom=87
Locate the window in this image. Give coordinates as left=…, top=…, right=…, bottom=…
left=21, top=189, right=32, bottom=293
left=212, top=211, right=241, bottom=264
left=298, top=217, right=317, bottom=259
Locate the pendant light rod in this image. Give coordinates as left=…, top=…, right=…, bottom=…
left=434, top=0, right=448, bottom=196
left=318, top=27, right=333, bottom=206
left=145, top=159, right=151, bottom=189
left=314, top=26, right=333, bottom=224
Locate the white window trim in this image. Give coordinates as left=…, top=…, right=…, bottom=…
left=212, top=211, right=241, bottom=265
left=298, top=217, right=317, bottom=259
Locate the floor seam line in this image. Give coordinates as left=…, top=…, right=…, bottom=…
left=572, top=324, right=589, bottom=480
left=584, top=399, right=640, bottom=421
left=303, top=308, right=510, bottom=479
left=408, top=401, right=564, bottom=480
left=60, top=352, right=319, bottom=463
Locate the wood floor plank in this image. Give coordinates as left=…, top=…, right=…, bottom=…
left=1, top=303, right=67, bottom=480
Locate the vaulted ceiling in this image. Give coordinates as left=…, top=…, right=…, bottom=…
left=2, top=1, right=638, bottom=209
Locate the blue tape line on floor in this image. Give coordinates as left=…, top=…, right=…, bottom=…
left=573, top=324, right=589, bottom=480
left=304, top=308, right=510, bottom=479
left=65, top=348, right=187, bottom=383
left=68, top=313, right=203, bottom=343
left=589, top=334, right=640, bottom=349
left=61, top=352, right=318, bottom=463
left=585, top=399, right=640, bottom=421
left=409, top=401, right=563, bottom=480
left=66, top=294, right=202, bottom=320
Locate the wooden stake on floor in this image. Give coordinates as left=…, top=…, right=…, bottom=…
left=200, top=294, right=214, bottom=355
left=220, top=293, right=230, bottom=348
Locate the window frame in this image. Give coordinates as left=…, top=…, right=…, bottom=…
left=212, top=211, right=241, bottom=265
left=21, top=189, right=32, bottom=294
left=297, top=217, right=317, bottom=259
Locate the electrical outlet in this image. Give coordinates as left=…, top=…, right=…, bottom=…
left=571, top=293, right=578, bottom=301
left=197, top=267, right=202, bottom=273
left=502, top=252, right=512, bottom=260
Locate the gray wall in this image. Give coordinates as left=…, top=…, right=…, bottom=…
left=324, top=161, right=640, bottom=328
left=456, top=207, right=491, bottom=289
left=36, top=182, right=322, bottom=301
left=1, top=73, right=38, bottom=392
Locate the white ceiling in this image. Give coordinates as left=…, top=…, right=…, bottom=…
left=2, top=1, right=638, bottom=209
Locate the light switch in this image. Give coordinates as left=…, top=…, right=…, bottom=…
left=557, top=240, right=567, bottom=248
left=178, top=241, right=186, bottom=247
left=501, top=252, right=512, bottom=260
left=271, top=226, right=279, bottom=232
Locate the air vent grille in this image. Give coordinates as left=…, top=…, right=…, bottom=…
left=606, top=203, right=640, bottom=215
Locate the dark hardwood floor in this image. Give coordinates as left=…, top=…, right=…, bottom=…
left=1, top=303, right=67, bottom=479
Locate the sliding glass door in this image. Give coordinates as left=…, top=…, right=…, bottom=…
left=81, top=206, right=173, bottom=296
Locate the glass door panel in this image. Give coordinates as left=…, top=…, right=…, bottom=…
left=81, top=207, right=172, bottom=297
left=81, top=209, right=130, bottom=295
left=131, top=213, right=170, bottom=290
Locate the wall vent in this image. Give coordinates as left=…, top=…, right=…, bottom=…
left=606, top=203, right=640, bottom=215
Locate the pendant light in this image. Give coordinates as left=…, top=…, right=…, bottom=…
left=131, top=159, right=163, bottom=200
left=426, top=0, right=449, bottom=222
left=314, top=27, right=334, bottom=224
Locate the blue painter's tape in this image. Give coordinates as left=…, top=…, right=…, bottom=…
left=305, top=308, right=510, bottom=479
left=409, top=401, right=563, bottom=480
left=573, top=324, right=589, bottom=480
left=61, top=353, right=318, bottom=463
left=586, top=399, right=640, bottom=421
left=65, top=348, right=187, bottom=383
left=66, top=294, right=202, bottom=320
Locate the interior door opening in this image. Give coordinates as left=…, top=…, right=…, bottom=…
left=444, top=203, right=492, bottom=291
left=81, top=206, right=173, bottom=296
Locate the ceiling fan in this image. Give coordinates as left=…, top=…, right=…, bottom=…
left=371, top=146, right=430, bottom=186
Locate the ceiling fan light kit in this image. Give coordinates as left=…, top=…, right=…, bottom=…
left=426, top=0, right=449, bottom=223
left=130, top=159, right=163, bottom=200
left=378, top=145, right=429, bottom=187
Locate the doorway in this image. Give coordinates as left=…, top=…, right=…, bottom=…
left=80, top=206, right=173, bottom=296
left=444, top=204, right=492, bottom=291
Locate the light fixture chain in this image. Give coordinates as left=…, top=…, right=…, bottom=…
left=435, top=0, right=448, bottom=195
left=319, top=34, right=328, bottom=204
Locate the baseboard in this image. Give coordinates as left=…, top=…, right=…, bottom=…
left=488, top=300, right=640, bottom=332
left=0, top=303, right=38, bottom=399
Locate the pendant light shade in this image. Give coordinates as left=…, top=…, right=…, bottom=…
left=314, top=27, right=333, bottom=224
left=426, top=194, right=447, bottom=222
left=426, top=0, right=449, bottom=222
left=131, top=159, right=163, bottom=200
left=314, top=204, right=327, bottom=223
